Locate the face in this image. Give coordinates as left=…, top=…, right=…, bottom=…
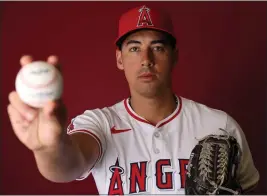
left=116, top=30, right=178, bottom=98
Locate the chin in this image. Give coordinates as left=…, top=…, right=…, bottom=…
left=130, top=79, right=170, bottom=98
left=135, top=85, right=163, bottom=98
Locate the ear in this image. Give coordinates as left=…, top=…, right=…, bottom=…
left=116, top=48, right=124, bottom=70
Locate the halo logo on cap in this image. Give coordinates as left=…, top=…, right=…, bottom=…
left=137, top=5, right=154, bottom=27
left=115, top=5, right=176, bottom=46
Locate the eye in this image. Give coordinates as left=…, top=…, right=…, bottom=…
left=153, top=46, right=165, bottom=51
left=129, top=47, right=140, bottom=52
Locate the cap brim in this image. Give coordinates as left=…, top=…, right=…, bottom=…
left=115, top=27, right=176, bottom=47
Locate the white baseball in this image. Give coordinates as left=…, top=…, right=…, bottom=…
left=15, top=61, right=63, bottom=108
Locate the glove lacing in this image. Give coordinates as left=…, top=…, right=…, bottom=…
left=198, top=133, right=239, bottom=195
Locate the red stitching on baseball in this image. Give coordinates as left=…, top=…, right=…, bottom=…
left=19, top=68, right=58, bottom=89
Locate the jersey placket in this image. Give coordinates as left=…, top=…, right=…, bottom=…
left=151, top=126, right=164, bottom=194
left=124, top=97, right=181, bottom=193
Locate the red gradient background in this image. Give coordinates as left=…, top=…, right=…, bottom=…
left=1, top=1, right=266, bottom=194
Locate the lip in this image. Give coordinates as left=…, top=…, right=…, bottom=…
left=139, top=73, right=155, bottom=78
left=138, top=73, right=156, bottom=82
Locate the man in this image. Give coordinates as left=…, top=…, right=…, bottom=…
left=7, top=5, right=259, bottom=194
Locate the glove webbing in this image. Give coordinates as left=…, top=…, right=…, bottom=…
left=198, top=131, right=239, bottom=195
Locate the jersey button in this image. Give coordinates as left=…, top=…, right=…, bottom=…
left=154, top=132, right=160, bottom=138
left=154, top=148, right=160, bottom=154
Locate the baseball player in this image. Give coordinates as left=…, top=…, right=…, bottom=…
left=7, top=5, right=259, bottom=194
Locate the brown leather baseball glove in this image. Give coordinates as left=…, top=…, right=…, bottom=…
left=185, top=130, right=243, bottom=195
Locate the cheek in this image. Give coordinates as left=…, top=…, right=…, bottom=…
left=123, top=53, right=141, bottom=65
left=122, top=56, right=139, bottom=82
left=155, top=56, right=173, bottom=73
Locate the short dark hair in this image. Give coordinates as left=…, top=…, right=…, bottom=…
left=116, top=29, right=177, bottom=51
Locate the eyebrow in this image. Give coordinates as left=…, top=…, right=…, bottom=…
left=126, top=40, right=141, bottom=45
left=125, top=39, right=168, bottom=46
left=151, top=39, right=168, bottom=45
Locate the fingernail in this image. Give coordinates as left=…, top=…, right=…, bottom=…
left=26, top=112, right=35, bottom=121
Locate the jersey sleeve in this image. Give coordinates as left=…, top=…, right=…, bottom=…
left=66, top=109, right=108, bottom=180
left=225, top=114, right=260, bottom=191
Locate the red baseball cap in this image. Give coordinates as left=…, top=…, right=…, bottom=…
left=115, top=5, right=176, bottom=46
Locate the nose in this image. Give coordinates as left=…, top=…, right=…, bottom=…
left=141, top=48, right=154, bottom=67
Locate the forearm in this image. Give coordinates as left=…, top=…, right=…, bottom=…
left=33, top=135, right=86, bottom=183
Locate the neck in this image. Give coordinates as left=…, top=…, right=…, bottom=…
left=129, top=91, right=177, bottom=125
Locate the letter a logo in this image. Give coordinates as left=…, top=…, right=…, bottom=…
left=137, top=5, right=153, bottom=27
left=108, top=158, right=124, bottom=195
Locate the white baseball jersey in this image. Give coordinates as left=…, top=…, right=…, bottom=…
left=67, top=95, right=259, bottom=194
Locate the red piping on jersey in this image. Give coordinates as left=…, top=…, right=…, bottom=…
left=67, top=129, right=103, bottom=172
left=124, top=99, right=156, bottom=126
left=158, top=96, right=182, bottom=128
left=124, top=96, right=182, bottom=127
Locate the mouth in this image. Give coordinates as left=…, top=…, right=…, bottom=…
left=139, top=72, right=155, bottom=77
left=138, top=72, right=156, bottom=81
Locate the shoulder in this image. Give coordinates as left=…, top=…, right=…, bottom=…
left=180, top=96, right=229, bottom=123
left=179, top=96, right=245, bottom=137
left=70, top=98, right=128, bottom=124
left=180, top=96, right=247, bottom=145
